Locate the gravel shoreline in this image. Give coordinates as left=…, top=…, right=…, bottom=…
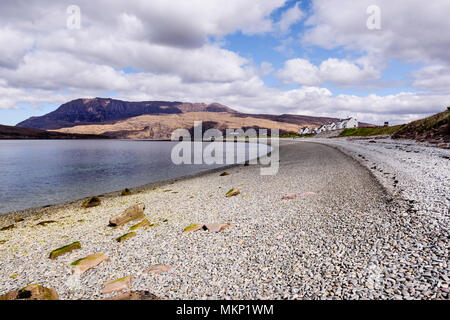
left=0, top=140, right=448, bottom=300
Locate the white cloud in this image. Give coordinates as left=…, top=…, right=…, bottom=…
left=303, top=0, right=450, bottom=66
left=0, top=28, right=34, bottom=69
left=0, top=0, right=449, bottom=126
left=277, top=2, right=305, bottom=34
left=276, top=58, right=379, bottom=86
left=411, top=65, right=450, bottom=93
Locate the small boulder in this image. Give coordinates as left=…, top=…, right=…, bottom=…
left=82, top=196, right=101, bottom=208
left=36, top=220, right=56, bottom=226
left=203, top=223, right=233, bottom=233
left=225, top=188, right=240, bottom=197
left=145, top=264, right=172, bottom=274
left=14, top=217, right=24, bottom=223
left=109, top=203, right=145, bottom=227
left=220, top=171, right=230, bottom=176
left=0, top=224, right=14, bottom=231
left=102, top=276, right=133, bottom=294
left=282, top=194, right=297, bottom=200
left=121, top=188, right=131, bottom=196
left=49, top=241, right=81, bottom=260
left=116, top=232, right=136, bottom=243
left=183, top=223, right=204, bottom=232
left=71, top=253, right=109, bottom=275
left=0, top=284, right=59, bottom=300
left=104, top=291, right=161, bottom=300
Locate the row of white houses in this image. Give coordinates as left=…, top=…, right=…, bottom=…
left=300, top=117, right=358, bottom=135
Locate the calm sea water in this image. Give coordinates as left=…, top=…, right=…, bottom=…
left=0, top=140, right=270, bottom=214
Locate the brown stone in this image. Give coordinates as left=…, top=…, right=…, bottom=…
left=36, top=220, right=56, bottom=226
left=282, top=193, right=297, bottom=200
left=71, top=253, right=109, bottom=275
left=145, top=264, right=172, bottom=274
left=0, top=224, right=14, bottom=231
left=102, top=276, right=133, bottom=294
left=225, top=188, right=240, bottom=197
left=0, top=284, right=59, bottom=300
left=203, top=223, right=233, bottom=233
left=121, top=188, right=132, bottom=196
left=109, top=203, right=145, bottom=226
left=220, top=171, right=230, bottom=176
left=82, top=196, right=101, bottom=208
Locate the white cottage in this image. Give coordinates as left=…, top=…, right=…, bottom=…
left=299, top=127, right=311, bottom=135
left=339, top=117, right=358, bottom=129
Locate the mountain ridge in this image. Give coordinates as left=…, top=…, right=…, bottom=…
left=16, top=97, right=372, bottom=139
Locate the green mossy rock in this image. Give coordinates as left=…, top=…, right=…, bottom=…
left=129, top=219, right=157, bottom=231
left=225, top=188, right=240, bottom=197
left=71, top=253, right=109, bottom=275
left=102, top=276, right=133, bottom=294
left=183, top=223, right=204, bottom=233
left=49, top=241, right=81, bottom=259
left=82, top=196, right=101, bottom=208
left=116, top=232, right=136, bottom=242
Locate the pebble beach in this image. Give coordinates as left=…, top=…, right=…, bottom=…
left=0, top=139, right=448, bottom=300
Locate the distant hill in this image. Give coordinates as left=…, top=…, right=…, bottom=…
left=0, top=124, right=109, bottom=140
left=16, top=98, right=237, bottom=130
left=16, top=97, right=372, bottom=139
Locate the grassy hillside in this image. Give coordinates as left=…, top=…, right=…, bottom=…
left=339, top=125, right=403, bottom=137
left=337, top=108, right=449, bottom=143
left=392, top=109, right=449, bottom=142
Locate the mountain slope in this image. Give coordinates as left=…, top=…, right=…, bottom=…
left=54, top=112, right=302, bottom=139
left=17, top=98, right=239, bottom=130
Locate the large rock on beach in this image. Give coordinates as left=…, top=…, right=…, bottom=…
left=82, top=196, right=101, bottom=208
left=49, top=241, right=81, bottom=259
left=70, top=253, right=109, bottom=275
left=102, top=276, right=133, bottom=294
left=109, top=203, right=145, bottom=226
left=0, top=284, right=59, bottom=300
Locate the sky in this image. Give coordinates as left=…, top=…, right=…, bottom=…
left=1, top=0, right=450, bottom=126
